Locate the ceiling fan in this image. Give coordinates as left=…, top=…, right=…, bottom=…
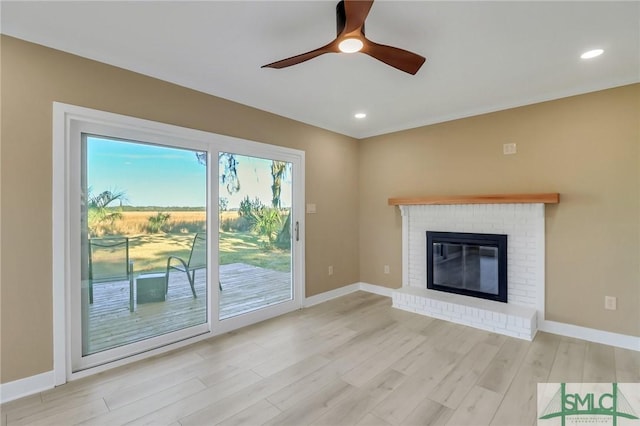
left=262, top=0, right=426, bottom=75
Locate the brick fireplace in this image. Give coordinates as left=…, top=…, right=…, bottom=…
left=388, top=194, right=559, bottom=340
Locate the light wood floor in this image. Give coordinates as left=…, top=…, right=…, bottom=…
left=2, top=292, right=638, bottom=426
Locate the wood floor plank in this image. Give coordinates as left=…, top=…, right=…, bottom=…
left=6, top=389, right=105, bottom=425
left=265, top=359, right=341, bottom=411
left=480, top=332, right=508, bottom=349
left=13, top=399, right=108, bottom=426
left=445, top=385, right=502, bottom=426
left=103, top=363, right=208, bottom=410
left=193, top=333, right=258, bottom=359
left=39, top=349, right=202, bottom=404
left=342, top=333, right=426, bottom=387
left=372, top=375, right=438, bottom=425
left=311, top=388, right=377, bottom=426
left=477, top=338, right=528, bottom=394
left=429, top=342, right=500, bottom=409
left=583, top=341, right=616, bottom=382
left=198, top=364, right=243, bottom=388
left=357, top=413, right=392, bottom=426
left=490, top=332, right=561, bottom=426
left=547, top=337, right=586, bottom=383
left=126, top=370, right=264, bottom=425
left=4, top=393, right=76, bottom=424
left=78, top=378, right=206, bottom=425
left=394, top=345, right=459, bottom=384
left=0, top=394, right=42, bottom=417
left=400, top=398, right=453, bottom=426
left=262, top=379, right=356, bottom=426
left=362, top=368, right=409, bottom=402
left=216, top=399, right=281, bottom=426
left=311, top=369, right=408, bottom=426
left=615, top=347, right=640, bottom=382
left=250, top=327, right=356, bottom=378
left=177, top=354, right=334, bottom=425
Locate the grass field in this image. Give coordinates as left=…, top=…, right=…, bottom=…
left=102, top=210, right=208, bottom=235
left=91, top=210, right=290, bottom=275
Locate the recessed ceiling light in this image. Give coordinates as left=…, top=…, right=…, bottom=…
left=581, top=49, right=604, bottom=59
left=339, top=38, right=364, bottom=53
left=354, top=112, right=367, bottom=119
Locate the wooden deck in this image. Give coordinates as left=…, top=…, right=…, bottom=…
left=87, top=263, right=291, bottom=354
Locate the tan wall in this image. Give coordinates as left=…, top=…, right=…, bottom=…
left=0, top=36, right=360, bottom=383
left=359, top=84, right=640, bottom=337
left=2, top=34, right=638, bottom=386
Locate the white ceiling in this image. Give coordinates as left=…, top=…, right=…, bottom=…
left=2, top=1, right=639, bottom=138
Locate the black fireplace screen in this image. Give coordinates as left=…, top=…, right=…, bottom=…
left=427, top=232, right=507, bottom=303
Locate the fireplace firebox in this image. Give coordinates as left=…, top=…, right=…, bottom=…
left=427, top=231, right=507, bottom=303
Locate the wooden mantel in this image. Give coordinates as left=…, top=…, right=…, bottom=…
left=388, top=193, right=560, bottom=206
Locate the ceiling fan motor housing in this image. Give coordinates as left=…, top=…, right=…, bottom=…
left=336, top=0, right=364, bottom=36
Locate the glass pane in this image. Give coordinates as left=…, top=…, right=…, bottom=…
left=81, top=135, right=208, bottom=356
left=218, top=153, right=293, bottom=319
left=433, top=243, right=499, bottom=294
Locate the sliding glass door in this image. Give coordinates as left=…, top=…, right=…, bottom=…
left=73, top=132, right=211, bottom=371
left=60, top=104, right=305, bottom=375
left=218, top=153, right=294, bottom=321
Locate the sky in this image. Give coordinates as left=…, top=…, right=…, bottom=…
left=87, top=136, right=291, bottom=209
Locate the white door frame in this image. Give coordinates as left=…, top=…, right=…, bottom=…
left=212, top=141, right=305, bottom=334
left=53, top=102, right=305, bottom=383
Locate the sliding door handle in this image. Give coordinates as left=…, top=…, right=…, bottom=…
left=295, top=221, right=299, bottom=242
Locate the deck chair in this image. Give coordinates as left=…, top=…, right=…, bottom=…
left=166, top=233, right=219, bottom=298
left=89, top=237, right=134, bottom=312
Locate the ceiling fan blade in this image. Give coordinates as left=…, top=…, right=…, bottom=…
left=361, top=39, right=426, bottom=75
left=343, top=0, right=374, bottom=34
left=262, top=41, right=339, bottom=69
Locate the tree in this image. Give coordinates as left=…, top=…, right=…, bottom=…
left=198, top=152, right=290, bottom=206
left=270, top=161, right=288, bottom=209
left=220, top=153, right=240, bottom=195
left=251, top=207, right=283, bottom=248
left=238, top=196, right=264, bottom=220
left=270, top=161, right=292, bottom=249
left=198, top=153, right=291, bottom=247
left=196, top=152, right=241, bottom=195
left=146, top=212, right=171, bottom=233
left=219, top=197, right=229, bottom=211
left=87, top=189, right=126, bottom=236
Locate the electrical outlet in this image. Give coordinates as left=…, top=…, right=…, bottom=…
left=328, top=265, right=333, bottom=276
left=384, top=265, right=390, bottom=274
left=604, top=296, right=617, bottom=310
left=503, top=143, right=517, bottom=155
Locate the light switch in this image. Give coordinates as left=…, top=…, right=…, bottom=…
left=306, top=203, right=317, bottom=214
left=605, top=296, right=617, bottom=310
left=503, top=143, right=517, bottom=155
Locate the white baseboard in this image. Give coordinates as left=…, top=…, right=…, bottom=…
left=539, top=319, right=640, bottom=352
left=303, top=283, right=360, bottom=307
left=357, top=282, right=394, bottom=297
left=0, top=370, right=54, bottom=404
left=302, top=282, right=394, bottom=308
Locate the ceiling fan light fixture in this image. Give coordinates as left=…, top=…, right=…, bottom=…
left=581, top=48, right=604, bottom=59
left=338, top=38, right=364, bottom=53
left=262, top=0, right=425, bottom=74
